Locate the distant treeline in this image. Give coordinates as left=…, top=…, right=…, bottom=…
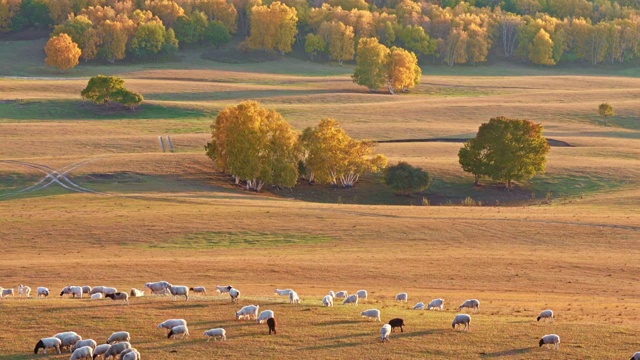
left=2, top=0, right=640, bottom=66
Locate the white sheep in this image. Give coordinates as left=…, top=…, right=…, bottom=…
left=257, top=310, right=275, bottom=324
left=236, top=305, right=259, bottom=320
left=395, top=292, right=408, bottom=302
left=381, top=324, right=391, bottom=342
left=34, top=337, right=62, bottom=354
left=106, top=331, right=130, bottom=344
left=57, top=333, right=82, bottom=353
left=91, top=293, right=103, bottom=300
left=89, top=286, right=105, bottom=295
left=93, top=344, right=110, bottom=359
left=343, top=294, right=358, bottom=305
left=537, top=310, right=554, bottom=322
left=102, top=287, right=117, bottom=296
left=69, top=345, right=93, bottom=360
left=229, top=287, right=240, bottom=303
left=274, top=288, right=293, bottom=296
left=71, top=339, right=97, bottom=352
left=215, top=285, right=233, bottom=294
left=129, top=288, right=144, bottom=297
left=334, top=291, right=348, bottom=299
left=428, top=298, right=444, bottom=311
left=103, top=342, right=130, bottom=360
left=168, top=325, right=189, bottom=339
left=37, top=287, right=49, bottom=297
left=189, top=286, right=206, bottom=295
left=121, top=348, right=140, bottom=360
left=360, top=309, right=381, bottom=321
left=289, top=290, right=300, bottom=304
left=18, top=284, right=31, bottom=298
left=452, top=314, right=471, bottom=331
left=152, top=288, right=170, bottom=295
left=145, top=281, right=172, bottom=293
left=158, top=319, right=187, bottom=332
left=204, top=328, right=226, bottom=341
left=168, top=285, right=189, bottom=301
left=328, top=290, right=335, bottom=298
left=322, top=295, right=334, bottom=307
left=356, top=290, right=368, bottom=301
left=105, top=292, right=129, bottom=305
left=413, top=302, right=425, bottom=310
left=2, top=288, right=15, bottom=297
left=630, top=352, right=640, bottom=360
left=60, top=286, right=82, bottom=298
left=539, top=334, right=560, bottom=350
left=459, top=299, right=480, bottom=312
left=81, top=286, right=91, bottom=294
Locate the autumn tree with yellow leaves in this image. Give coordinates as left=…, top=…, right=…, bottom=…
left=0, top=0, right=21, bottom=33
left=528, top=28, right=555, bottom=65
left=318, top=21, right=355, bottom=65
left=386, top=46, right=421, bottom=94
left=45, top=33, right=81, bottom=73
left=246, top=1, right=298, bottom=55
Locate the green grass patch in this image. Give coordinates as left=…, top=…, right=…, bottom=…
left=0, top=99, right=206, bottom=121
left=143, top=231, right=334, bottom=249
left=530, top=174, right=624, bottom=198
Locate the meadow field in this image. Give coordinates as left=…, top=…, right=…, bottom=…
left=0, top=40, right=639, bottom=359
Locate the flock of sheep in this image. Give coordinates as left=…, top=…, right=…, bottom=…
left=5, top=282, right=639, bottom=359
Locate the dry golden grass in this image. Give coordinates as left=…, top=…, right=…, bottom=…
left=0, top=51, right=639, bottom=358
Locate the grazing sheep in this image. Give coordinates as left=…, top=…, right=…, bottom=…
left=228, top=287, right=240, bottom=303
left=144, top=281, right=172, bottom=293
left=267, top=317, right=277, bottom=335
left=360, top=309, right=381, bottom=321
left=102, top=287, right=117, bottom=296
left=93, top=344, right=110, bottom=359
left=105, top=292, right=129, bottom=305
left=2, top=288, right=15, bottom=297
left=630, top=352, right=640, bottom=360
left=81, top=286, right=91, bottom=294
left=204, top=328, right=226, bottom=341
left=91, top=293, right=103, bottom=300
left=121, top=348, right=140, bottom=360
left=89, top=286, right=105, bottom=295
left=274, top=288, right=293, bottom=296
left=71, top=339, right=97, bottom=352
left=343, top=294, right=358, bottom=305
left=539, top=334, right=560, bottom=350
left=428, top=298, right=444, bottom=311
left=236, top=305, right=259, bottom=320
left=158, top=319, right=187, bottom=332
left=289, top=291, right=300, bottom=304
left=53, top=332, right=81, bottom=353
left=215, top=285, right=233, bottom=294
left=60, top=286, right=82, bottom=298
left=452, top=314, right=471, bottom=331
left=395, top=293, right=408, bottom=302
left=129, top=288, right=144, bottom=297
left=334, top=291, right=348, bottom=299
left=69, top=345, right=93, bottom=360
left=322, top=295, right=334, bottom=307
left=168, top=285, right=189, bottom=301
left=459, top=299, right=480, bottom=312
left=328, top=291, right=335, bottom=298
left=168, top=325, right=189, bottom=339
left=388, top=318, right=405, bottom=332
left=34, top=337, right=62, bottom=354
left=257, top=310, right=275, bottom=324
left=537, top=310, right=554, bottom=322
left=18, top=284, right=31, bottom=298
left=102, top=342, right=130, bottom=360
left=189, top=286, right=207, bottom=296
left=413, top=302, right=425, bottom=310
left=37, top=287, right=49, bottom=297
left=152, top=288, right=170, bottom=295
left=356, top=290, right=368, bottom=302
left=381, top=324, right=392, bottom=343
left=106, top=331, right=130, bottom=344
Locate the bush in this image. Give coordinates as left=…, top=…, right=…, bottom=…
left=384, top=161, right=431, bottom=196
left=204, top=21, right=231, bottom=48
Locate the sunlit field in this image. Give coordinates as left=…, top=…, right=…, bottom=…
left=0, top=39, right=639, bottom=359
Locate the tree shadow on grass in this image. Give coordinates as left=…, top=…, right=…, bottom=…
left=315, top=319, right=362, bottom=327
left=145, top=89, right=342, bottom=102
left=479, top=347, right=534, bottom=358
left=0, top=99, right=205, bottom=121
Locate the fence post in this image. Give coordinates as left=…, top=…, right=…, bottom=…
left=158, top=136, right=166, bottom=152
left=166, top=136, right=174, bottom=153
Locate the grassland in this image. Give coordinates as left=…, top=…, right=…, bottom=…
left=0, top=39, right=639, bottom=359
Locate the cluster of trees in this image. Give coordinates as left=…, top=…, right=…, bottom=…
left=81, top=75, right=144, bottom=110
left=206, top=101, right=387, bottom=191
left=458, top=116, right=550, bottom=190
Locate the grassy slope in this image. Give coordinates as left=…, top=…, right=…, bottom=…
left=0, top=40, right=639, bottom=359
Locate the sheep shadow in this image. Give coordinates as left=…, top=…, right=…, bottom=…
left=394, top=329, right=446, bottom=338
left=157, top=303, right=208, bottom=310
left=0, top=354, right=32, bottom=360
left=479, top=347, right=534, bottom=358
left=315, top=320, right=362, bottom=327
left=300, top=341, right=365, bottom=351
left=324, top=332, right=371, bottom=341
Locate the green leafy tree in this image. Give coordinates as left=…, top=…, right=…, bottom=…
left=598, top=102, right=614, bottom=125
left=128, top=21, right=170, bottom=58
left=81, top=75, right=143, bottom=110
left=114, top=89, right=144, bottom=110
left=305, top=33, right=326, bottom=60
left=528, top=28, right=555, bottom=65
left=396, top=25, right=436, bottom=58
left=173, top=11, right=207, bottom=46
left=384, top=161, right=432, bottom=196
left=203, top=20, right=231, bottom=48
left=352, top=37, right=390, bottom=92
left=458, top=116, right=550, bottom=190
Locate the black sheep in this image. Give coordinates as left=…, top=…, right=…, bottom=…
left=388, top=318, right=405, bottom=332
left=267, top=317, right=277, bottom=335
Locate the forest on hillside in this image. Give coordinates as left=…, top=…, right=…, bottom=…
left=2, top=0, right=640, bottom=67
